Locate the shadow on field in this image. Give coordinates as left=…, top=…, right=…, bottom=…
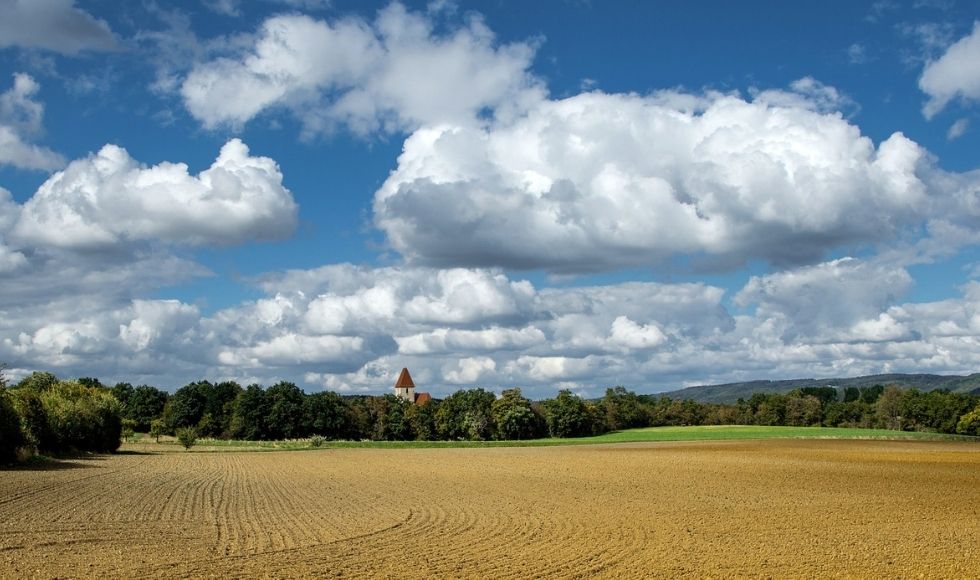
left=2, top=450, right=152, bottom=471
left=2, top=458, right=98, bottom=471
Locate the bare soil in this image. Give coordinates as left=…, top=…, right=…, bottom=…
left=1, top=439, right=978, bottom=578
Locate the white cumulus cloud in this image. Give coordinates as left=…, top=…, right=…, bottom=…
left=181, top=3, right=542, bottom=134
left=735, top=257, right=914, bottom=341
left=13, top=139, right=297, bottom=249
left=443, top=356, right=496, bottom=384
left=375, top=86, right=931, bottom=273
left=609, top=316, right=668, bottom=350
left=920, top=21, right=980, bottom=118
left=0, top=73, right=64, bottom=171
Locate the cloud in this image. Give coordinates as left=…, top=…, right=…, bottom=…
left=734, top=257, right=914, bottom=341
left=947, top=117, right=969, bottom=140
left=180, top=3, right=542, bottom=134
left=0, top=188, right=27, bottom=273
left=608, top=316, right=667, bottom=350
left=919, top=21, right=980, bottom=118
left=217, top=334, right=366, bottom=367
left=443, top=356, right=495, bottom=384
left=375, top=86, right=931, bottom=273
left=203, top=0, right=241, bottom=17
left=13, top=139, right=297, bottom=249
left=0, top=73, right=64, bottom=171
left=396, top=326, right=544, bottom=355
left=0, top=137, right=300, bottom=385
left=0, top=0, right=117, bottom=54
left=847, top=43, right=871, bottom=64
left=267, top=0, right=332, bottom=8
left=6, top=256, right=980, bottom=396
left=505, top=355, right=603, bottom=383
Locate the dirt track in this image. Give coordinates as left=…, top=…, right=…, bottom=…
left=1, top=439, right=978, bottom=578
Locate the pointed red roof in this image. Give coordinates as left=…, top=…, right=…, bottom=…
left=394, top=368, right=415, bottom=389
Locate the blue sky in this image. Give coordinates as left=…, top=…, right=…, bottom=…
left=1, top=0, right=980, bottom=396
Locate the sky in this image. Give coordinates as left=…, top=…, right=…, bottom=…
left=1, top=0, right=980, bottom=397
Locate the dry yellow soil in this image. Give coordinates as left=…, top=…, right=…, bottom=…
left=1, top=439, right=978, bottom=578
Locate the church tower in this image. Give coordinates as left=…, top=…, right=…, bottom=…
left=393, top=368, right=415, bottom=402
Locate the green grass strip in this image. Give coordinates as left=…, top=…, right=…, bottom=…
left=130, top=425, right=976, bottom=452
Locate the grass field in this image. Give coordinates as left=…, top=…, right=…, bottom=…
left=2, top=438, right=978, bottom=577
left=134, top=424, right=975, bottom=452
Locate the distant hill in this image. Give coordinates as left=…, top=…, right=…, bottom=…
left=659, top=373, right=980, bottom=404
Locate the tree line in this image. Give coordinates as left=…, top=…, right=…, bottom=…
left=2, top=369, right=980, bottom=464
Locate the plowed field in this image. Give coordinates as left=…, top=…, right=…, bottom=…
left=2, top=439, right=978, bottom=578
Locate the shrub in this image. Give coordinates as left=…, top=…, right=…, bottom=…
left=176, top=427, right=197, bottom=450
left=0, top=387, right=25, bottom=464
left=309, top=434, right=327, bottom=448
left=149, top=418, right=166, bottom=443
left=957, top=406, right=980, bottom=436
left=9, top=388, right=52, bottom=451
left=19, top=380, right=123, bottom=454
left=121, top=418, right=137, bottom=443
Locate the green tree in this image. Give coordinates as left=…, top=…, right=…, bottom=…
left=956, top=405, right=980, bottom=436
left=491, top=388, right=541, bottom=440
left=304, top=391, right=349, bottom=439
left=166, top=381, right=209, bottom=431
left=77, top=377, right=104, bottom=389
left=875, top=386, right=905, bottom=430
left=785, top=394, right=822, bottom=426
left=436, top=389, right=495, bottom=440
left=702, top=403, right=739, bottom=425
left=229, top=384, right=268, bottom=440
left=860, top=384, right=885, bottom=405
left=798, top=386, right=839, bottom=408
left=265, top=381, right=306, bottom=439
left=343, top=397, right=373, bottom=440
left=126, top=385, right=168, bottom=432
left=203, top=381, right=242, bottom=437
left=901, top=389, right=976, bottom=434
left=16, top=371, right=58, bottom=392
left=120, top=418, right=137, bottom=443
left=601, top=386, right=648, bottom=430
left=406, top=399, right=439, bottom=440
left=367, top=395, right=412, bottom=441
left=823, top=400, right=872, bottom=428
left=111, top=382, right=134, bottom=409
left=149, top=418, right=166, bottom=443
left=541, top=390, right=598, bottom=438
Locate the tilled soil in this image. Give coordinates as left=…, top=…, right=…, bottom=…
left=1, top=439, right=978, bottom=578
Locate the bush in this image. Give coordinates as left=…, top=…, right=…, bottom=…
left=19, top=380, right=123, bottom=454
left=309, top=434, right=327, bottom=448
left=0, top=387, right=25, bottom=464
left=149, top=418, right=166, bottom=443
left=176, top=427, right=197, bottom=450
left=956, top=406, right=980, bottom=436
left=9, top=388, right=52, bottom=451
left=121, top=418, right=137, bottom=443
